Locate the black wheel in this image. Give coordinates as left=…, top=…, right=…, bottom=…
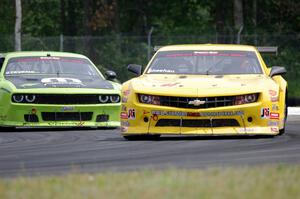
left=123, top=134, right=161, bottom=141
left=0, top=126, right=16, bottom=132
left=278, top=93, right=288, bottom=136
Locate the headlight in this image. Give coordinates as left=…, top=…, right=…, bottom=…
left=99, top=95, right=109, bottom=103
left=138, top=94, right=160, bottom=105
left=25, top=94, right=36, bottom=103
left=12, top=94, right=24, bottom=103
left=110, top=95, right=120, bottom=103
left=234, top=94, right=258, bottom=105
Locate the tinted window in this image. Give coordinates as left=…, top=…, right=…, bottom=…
left=5, top=56, right=103, bottom=79
left=147, top=50, right=262, bottom=75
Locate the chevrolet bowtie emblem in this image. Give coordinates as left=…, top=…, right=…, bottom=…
left=188, top=99, right=206, bottom=106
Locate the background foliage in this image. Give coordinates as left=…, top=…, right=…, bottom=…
left=0, top=0, right=300, bottom=97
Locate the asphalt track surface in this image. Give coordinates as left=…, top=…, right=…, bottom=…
left=0, top=116, right=300, bottom=177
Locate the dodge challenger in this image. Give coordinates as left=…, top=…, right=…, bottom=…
left=0, top=51, right=121, bottom=129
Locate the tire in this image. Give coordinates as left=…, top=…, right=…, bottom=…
left=278, top=93, right=288, bottom=136
left=123, top=134, right=161, bottom=141
left=0, top=126, right=16, bottom=132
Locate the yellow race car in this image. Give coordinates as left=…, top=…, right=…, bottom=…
left=121, top=44, right=287, bottom=139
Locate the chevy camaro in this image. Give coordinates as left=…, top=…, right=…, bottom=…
left=121, top=44, right=287, bottom=139
left=0, top=51, right=121, bottom=129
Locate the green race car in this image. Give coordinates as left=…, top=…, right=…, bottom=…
left=0, top=51, right=121, bottom=129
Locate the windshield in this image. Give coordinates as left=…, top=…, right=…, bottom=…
left=4, top=56, right=103, bottom=79
left=147, top=50, right=262, bottom=75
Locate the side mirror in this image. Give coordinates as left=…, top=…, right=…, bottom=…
left=269, top=66, right=287, bottom=78
left=105, top=70, right=117, bottom=80
left=0, top=57, right=4, bottom=72
left=127, top=64, right=142, bottom=76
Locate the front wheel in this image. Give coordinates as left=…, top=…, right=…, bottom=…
left=0, top=126, right=16, bottom=132
left=278, top=95, right=288, bottom=136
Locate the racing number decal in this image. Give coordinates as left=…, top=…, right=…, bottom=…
left=128, top=109, right=136, bottom=120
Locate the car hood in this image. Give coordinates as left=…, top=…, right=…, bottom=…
left=129, top=74, right=277, bottom=96
left=5, top=75, right=114, bottom=89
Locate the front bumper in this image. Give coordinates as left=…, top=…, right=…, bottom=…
left=120, top=102, right=283, bottom=136
left=0, top=103, right=120, bottom=127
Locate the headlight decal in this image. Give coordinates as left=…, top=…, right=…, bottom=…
left=110, top=95, right=120, bottom=103
left=99, top=94, right=121, bottom=103
left=12, top=94, right=24, bottom=103
left=25, top=94, right=36, bottom=103
left=234, top=93, right=258, bottom=105
left=138, top=94, right=160, bottom=105
left=99, top=95, right=109, bottom=103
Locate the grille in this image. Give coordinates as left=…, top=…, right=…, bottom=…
left=41, top=112, right=93, bottom=121
left=37, top=94, right=100, bottom=104
left=160, top=96, right=234, bottom=109
left=156, top=119, right=240, bottom=127
left=24, top=114, right=39, bottom=122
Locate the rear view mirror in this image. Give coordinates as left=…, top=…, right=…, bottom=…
left=269, top=66, right=287, bottom=77
left=127, top=64, right=142, bottom=76
left=105, top=70, right=117, bottom=80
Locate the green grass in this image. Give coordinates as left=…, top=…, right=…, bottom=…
left=1, top=165, right=300, bottom=199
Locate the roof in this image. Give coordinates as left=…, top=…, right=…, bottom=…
left=3, top=51, right=88, bottom=59
left=158, top=44, right=257, bottom=52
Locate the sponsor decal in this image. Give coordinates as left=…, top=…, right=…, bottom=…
left=272, top=104, right=279, bottom=111
left=40, top=56, right=60, bottom=60
left=123, top=90, right=130, bottom=96
left=77, top=121, right=85, bottom=126
left=121, top=126, right=128, bottom=132
left=188, top=99, right=206, bottom=106
left=143, top=110, right=150, bottom=115
left=194, top=51, right=218, bottom=55
left=271, top=96, right=279, bottom=102
left=61, top=106, right=75, bottom=111
left=47, top=121, right=77, bottom=126
left=270, top=112, right=279, bottom=120
left=121, top=121, right=130, bottom=127
left=269, top=90, right=277, bottom=96
left=121, top=105, right=127, bottom=111
left=127, top=109, right=136, bottom=120
left=200, top=111, right=244, bottom=117
left=6, top=70, right=37, bottom=75
left=237, top=127, right=257, bottom=133
left=268, top=121, right=279, bottom=126
left=268, top=90, right=279, bottom=102
left=120, top=112, right=128, bottom=119
left=152, top=111, right=187, bottom=116
left=261, top=108, right=270, bottom=118
left=152, top=110, right=244, bottom=117
left=161, top=82, right=180, bottom=87
left=149, top=69, right=175, bottom=73
left=152, top=114, right=159, bottom=121
left=0, top=115, right=7, bottom=120
left=271, top=127, right=279, bottom=133
left=41, top=78, right=83, bottom=86
left=122, top=97, right=128, bottom=103
left=187, top=112, right=201, bottom=117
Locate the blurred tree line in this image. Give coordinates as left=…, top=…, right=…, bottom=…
left=0, top=0, right=300, bottom=96
left=1, top=0, right=299, bottom=37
